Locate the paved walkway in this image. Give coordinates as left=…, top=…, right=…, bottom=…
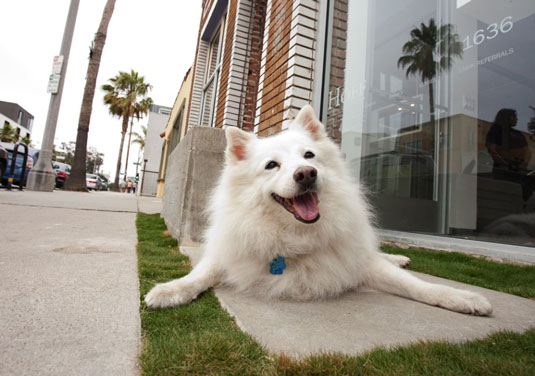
left=0, top=190, right=161, bottom=376
left=181, top=246, right=535, bottom=357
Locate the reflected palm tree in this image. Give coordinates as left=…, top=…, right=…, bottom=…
left=397, top=18, right=463, bottom=124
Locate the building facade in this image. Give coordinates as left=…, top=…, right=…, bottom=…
left=140, top=104, right=171, bottom=196
left=183, top=0, right=535, bottom=248
left=0, top=101, right=34, bottom=141
left=157, top=68, right=193, bottom=198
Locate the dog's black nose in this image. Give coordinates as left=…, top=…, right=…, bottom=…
left=294, top=166, right=317, bottom=187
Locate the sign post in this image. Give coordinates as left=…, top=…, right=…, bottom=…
left=27, top=0, right=80, bottom=192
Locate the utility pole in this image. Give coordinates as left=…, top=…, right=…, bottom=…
left=27, top=0, right=80, bottom=192
left=123, top=117, right=134, bottom=182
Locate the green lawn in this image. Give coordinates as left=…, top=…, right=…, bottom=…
left=381, top=244, right=535, bottom=298
left=137, top=213, right=535, bottom=375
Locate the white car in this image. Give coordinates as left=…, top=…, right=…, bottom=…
left=86, top=174, right=99, bottom=191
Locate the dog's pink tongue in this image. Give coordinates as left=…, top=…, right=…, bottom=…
left=293, top=192, right=319, bottom=221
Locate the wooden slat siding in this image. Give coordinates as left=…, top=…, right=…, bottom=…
left=257, top=0, right=293, bottom=137
left=282, top=0, right=319, bottom=130
left=221, top=0, right=252, bottom=128
left=187, top=38, right=210, bottom=129
left=215, top=0, right=238, bottom=128
left=254, top=0, right=272, bottom=134
left=187, top=0, right=215, bottom=129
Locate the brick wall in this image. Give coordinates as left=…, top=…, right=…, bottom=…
left=216, top=0, right=267, bottom=130
left=324, top=0, right=347, bottom=144
left=242, top=0, right=267, bottom=131
left=188, top=0, right=320, bottom=137
left=256, top=0, right=292, bottom=136
left=282, top=0, right=318, bottom=129
left=255, top=0, right=318, bottom=137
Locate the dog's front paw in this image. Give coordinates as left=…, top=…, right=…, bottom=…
left=383, top=253, right=411, bottom=268
left=394, top=255, right=411, bottom=268
left=144, top=281, right=194, bottom=308
left=439, top=289, right=493, bottom=316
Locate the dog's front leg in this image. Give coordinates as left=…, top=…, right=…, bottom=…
left=144, top=257, right=222, bottom=308
left=363, top=258, right=492, bottom=316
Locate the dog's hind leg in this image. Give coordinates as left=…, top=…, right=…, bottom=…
left=363, top=258, right=492, bottom=316
left=379, top=252, right=411, bottom=268
left=144, top=257, right=222, bottom=308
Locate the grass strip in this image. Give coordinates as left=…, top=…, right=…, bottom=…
left=137, top=213, right=535, bottom=375
left=275, top=329, right=535, bottom=375
left=381, top=244, right=535, bottom=299
left=137, top=213, right=271, bottom=375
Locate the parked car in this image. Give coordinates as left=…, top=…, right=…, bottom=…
left=86, top=173, right=99, bottom=191
left=97, top=177, right=108, bottom=191
left=0, top=142, right=39, bottom=187
left=0, top=145, right=7, bottom=182
left=52, top=161, right=71, bottom=188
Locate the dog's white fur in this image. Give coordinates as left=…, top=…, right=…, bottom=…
left=145, top=105, right=492, bottom=315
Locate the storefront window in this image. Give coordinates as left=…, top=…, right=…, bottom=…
left=322, top=0, right=535, bottom=246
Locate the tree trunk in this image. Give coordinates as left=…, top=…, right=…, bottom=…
left=112, top=115, right=129, bottom=191
left=65, top=0, right=116, bottom=191
left=124, top=117, right=134, bottom=182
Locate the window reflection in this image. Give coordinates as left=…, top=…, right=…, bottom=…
left=324, top=0, right=535, bottom=245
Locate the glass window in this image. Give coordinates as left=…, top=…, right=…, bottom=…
left=322, top=0, right=535, bottom=246
left=200, top=17, right=226, bottom=127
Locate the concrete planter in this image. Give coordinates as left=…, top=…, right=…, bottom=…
left=162, top=126, right=226, bottom=245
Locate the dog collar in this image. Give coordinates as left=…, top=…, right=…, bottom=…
left=270, top=256, right=286, bottom=275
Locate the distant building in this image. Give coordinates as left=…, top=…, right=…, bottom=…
left=157, top=68, right=193, bottom=198
left=140, top=104, right=172, bottom=196
left=0, top=100, right=34, bottom=140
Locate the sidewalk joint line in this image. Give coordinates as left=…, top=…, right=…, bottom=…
left=0, top=202, right=138, bottom=214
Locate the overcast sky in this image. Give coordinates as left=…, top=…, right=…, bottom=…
left=0, top=0, right=201, bottom=180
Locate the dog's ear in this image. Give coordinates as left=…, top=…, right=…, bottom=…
left=225, top=126, right=254, bottom=162
left=291, top=105, right=325, bottom=140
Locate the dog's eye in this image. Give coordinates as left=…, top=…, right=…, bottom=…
left=265, top=161, right=279, bottom=170
left=304, top=151, right=315, bottom=159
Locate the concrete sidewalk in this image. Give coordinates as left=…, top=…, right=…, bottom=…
left=2, top=189, right=534, bottom=373
left=0, top=190, right=161, bottom=376
left=181, top=245, right=535, bottom=358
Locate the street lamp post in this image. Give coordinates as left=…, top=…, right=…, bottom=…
left=27, top=0, right=80, bottom=191
left=140, top=158, right=148, bottom=195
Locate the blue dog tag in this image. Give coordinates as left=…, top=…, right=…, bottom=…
left=270, top=256, right=286, bottom=275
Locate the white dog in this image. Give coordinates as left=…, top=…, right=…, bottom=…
left=145, top=105, right=492, bottom=316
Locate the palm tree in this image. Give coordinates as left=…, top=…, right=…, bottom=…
left=102, top=69, right=153, bottom=191
left=65, top=0, right=116, bottom=191
left=131, top=125, right=147, bottom=176
left=0, top=123, right=18, bottom=143
left=131, top=125, right=147, bottom=150
left=397, top=18, right=463, bottom=124
left=20, top=135, right=32, bottom=146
